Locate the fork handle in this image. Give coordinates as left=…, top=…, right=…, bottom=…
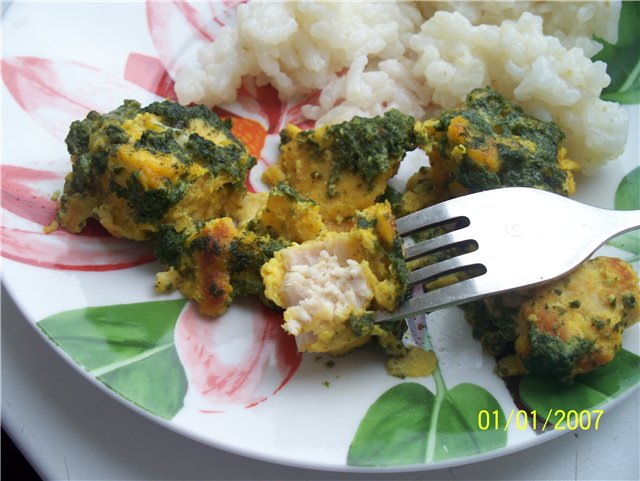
left=605, top=208, right=640, bottom=235
left=593, top=207, right=639, bottom=247
left=544, top=196, right=639, bottom=257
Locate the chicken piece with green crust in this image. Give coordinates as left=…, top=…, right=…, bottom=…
left=154, top=182, right=330, bottom=318
left=245, top=182, right=327, bottom=243
left=260, top=202, right=408, bottom=355
left=403, top=88, right=580, bottom=210
left=262, top=109, right=429, bottom=229
left=154, top=219, right=288, bottom=317
left=56, top=99, right=255, bottom=240
left=464, top=256, right=640, bottom=382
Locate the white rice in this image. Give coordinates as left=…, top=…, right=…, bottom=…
left=416, top=1, right=621, bottom=55
left=175, top=1, right=627, bottom=174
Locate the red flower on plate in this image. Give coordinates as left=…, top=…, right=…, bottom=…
left=3, top=0, right=303, bottom=406
left=146, top=0, right=241, bottom=80
left=1, top=164, right=155, bottom=270
left=174, top=300, right=301, bottom=410
left=1, top=56, right=158, bottom=270
left=2, top=56, right=156, bottom=139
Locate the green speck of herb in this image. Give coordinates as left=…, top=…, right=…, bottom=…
left=554, top=306, right=567, bottom=315
left=622, top=293, right=637, bottom=309
left=208, top=284, right=225, bottom=298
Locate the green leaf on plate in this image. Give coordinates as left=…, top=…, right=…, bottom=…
left=594, top=1, right=640, bottom=104
left=601, top=87, right=640, bottom=105
left=347, top=382, right=507, bottom=467
left=610, top=167, right=640, bottom=255
left=434, top=383, right=507, bottom=461
left=347, top=383, right=434, bottom=467
left=38, top=299, right=188, bottom=419
left=615, top=167, right=640, bottom=211
left=519, top=349, right=640, bottom=427
left=608, top=232, right=640, bottom=256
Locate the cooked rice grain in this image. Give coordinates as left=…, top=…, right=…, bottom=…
left=175, top=1, right=627, bottom=174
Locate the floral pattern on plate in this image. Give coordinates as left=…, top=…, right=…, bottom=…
left=2, top=0, right=639, bottom=471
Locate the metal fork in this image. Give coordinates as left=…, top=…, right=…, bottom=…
left=375, top=187, right=640, bottom=324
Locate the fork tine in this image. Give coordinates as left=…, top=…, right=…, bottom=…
left=395, top=192, right=480, bottom=237
left=396, top=201, right=468, bottom=236
left=407, top=250, right=484, bottom=286
left=375, top=277, right=482, bottom=323
left=403, top=228, right=475, bottom=261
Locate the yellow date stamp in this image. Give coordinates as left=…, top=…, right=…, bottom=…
left=477, top=409, right=604, bottom=432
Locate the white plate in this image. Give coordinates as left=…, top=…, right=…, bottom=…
left=2, top=1, right=639, bottom=472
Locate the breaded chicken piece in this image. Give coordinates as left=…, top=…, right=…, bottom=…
left=263, top=109, right=428, bottom=229
left=246, top=183, right=327, bottom=243
left=465, top=256, right=640, bottom=382
left=515, top=256, right=639, bottom=380
left=414, top=88, right=579, bottom=204
left=57, top=100, right=255, bottom=240
left=154, top=184, right=329, bottom=319
left=261, top=202, right=407, bottom=354
left=155, top=218, right=239, bottom=317
left=155, top=218, right=288, bottom=317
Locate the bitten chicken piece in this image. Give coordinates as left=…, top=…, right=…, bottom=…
left=464, top=256, right=640, bottom=382
left=263, top=109, right=428, bottom=229
left=56, top=99, right=255, bottom=240
left=416, top=87, right=579, bottom=204
left=261, top=202, right=407, bottom=354
left=276, top=248, right=376, bottom=353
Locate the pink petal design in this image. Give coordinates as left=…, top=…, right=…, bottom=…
left=234, top=84, right=288, bottom=134
left=125, top=53, right=177, bottom=101
left=144, top=0, right=317, bottom=133
left=226, top=85, right=319, bottom=192
left=286, top=90, right=320, bottom=131
left=175, top=300, right=301, bottom=410
left=1, top=57, right=162, bottom=270
left=1, top=165, right=63, bottom=227
left=146, top=0, right=243, bottom=79
left=230, top=84, right=318, bottom=135
left=1, top=226, right=155, bottom=271
left=1, top=56, right=157, bottom=139
left=1, top=164, right=155, bottom=270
